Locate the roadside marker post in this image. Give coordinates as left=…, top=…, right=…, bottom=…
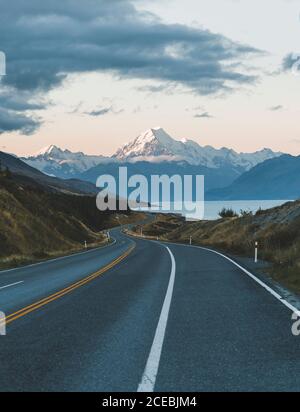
left=255, top=241, right=258, bottom=263
left=190, top=236, right=192, bottom=245
left=84, top=240, right=87, bottom=249
left=0, top=311, right=6, bottom=336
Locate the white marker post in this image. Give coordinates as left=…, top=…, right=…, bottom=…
left=107, top=231, right=110, bottom=242
left=84, top=240, right=87, bottom=250
left=0, top=311, right=6, bottom=336
left=190, top=236, right=192, bottom=245
left=254, top=241, right=258, bottom=263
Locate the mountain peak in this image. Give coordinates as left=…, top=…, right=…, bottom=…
left=23, top=146, right=108, bottom=179
left=114, top=127, right=177, bottom=160
left=36, top=144, right=62, bottom=157
left=113, top=127, right=282, bottom=169
left=136, top=127, right=174, bottom=145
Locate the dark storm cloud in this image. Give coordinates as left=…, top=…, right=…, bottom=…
left=0, top=0, right=261, bottom=94
left=0, top=88, right=45, bottom=134
left=0, top=108, right=41, bottom=135
left=0, top=89, right=46, bottom=112
left=0, top=0, right=261, bottom=133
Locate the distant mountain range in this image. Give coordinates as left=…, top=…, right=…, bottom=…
left=207, top=154, right=300, bottom=200
left=78, top=160, right=241, bottom=198
left=5, top=147, right=299, bottom=201
left=113, top=128, right=281, bottom=170
left=9, top=127, right=300, bottom=200
left=22, top=128, right=282, bottom=187
left=0, top=151, right=97, bottom=195
left=22, top=145, right=108, bottom=179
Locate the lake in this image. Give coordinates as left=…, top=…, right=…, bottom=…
left=134, top=199, right=291, bottom=220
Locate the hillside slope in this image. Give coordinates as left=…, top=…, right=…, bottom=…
left=207, top=154, right=300, bottom=200
left=0, top=151, right=97, bottom=195
left=0, top=171, right=135, bottom=269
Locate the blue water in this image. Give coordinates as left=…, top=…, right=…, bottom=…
left=133, top=199, right=291, bottom=220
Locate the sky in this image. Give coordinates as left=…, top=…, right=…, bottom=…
left=0, top=0, right=300, bottom=156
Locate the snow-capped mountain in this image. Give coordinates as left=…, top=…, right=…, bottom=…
left=113, top=127, right=282, bottom=171
left=22, top=127, right=283, bottom=180
left=22, top=145, right=108, bottom=179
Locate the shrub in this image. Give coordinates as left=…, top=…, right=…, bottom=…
left=240, top=209, right=253, bottom=217
left=218, top=207, right=238, bottom=218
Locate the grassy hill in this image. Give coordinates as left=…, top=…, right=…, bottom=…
left=133, top=202, right=300, bottom=294
left=0, top=151, right=97, bottom=195
left=0, top=170, right=139, bottom=269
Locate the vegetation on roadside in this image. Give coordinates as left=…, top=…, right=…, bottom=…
left=218, top=207, right=238, bottom=218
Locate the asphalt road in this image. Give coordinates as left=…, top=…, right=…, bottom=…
left=0, top=227, right=299, bottom=392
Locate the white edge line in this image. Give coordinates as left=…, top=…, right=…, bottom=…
left=125, top=233, right=300, bottom=316
left=168, top=241, right=300, bottom=317
left=0, top=280, right=24, bottom=290
left=137, top=246, right=176, bottom=392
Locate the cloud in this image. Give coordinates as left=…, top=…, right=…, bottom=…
left=186, top=105, right=205, bottom=112
left=0, top=89, right=46, bottom=112
left=86, top=107, right=113, bottom=117
left=0, top=108, right=42, bottom=135
left=282, top=53, right=300, bottom=74
left=85, top=106, right=123, bottom=117
left=0, top=0, right=262, bottom=134
left=194, top=112, right=214, bottom=119
left=0, top=0, right=261, bottom=97
left=0, top=88, right=45, bottom=134
left=137, top=83, right=177, bottom=94
left=67, top=101, right=83, bottom=114
left=269, top=105, right=283, bottom=111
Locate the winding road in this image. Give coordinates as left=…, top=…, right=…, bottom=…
left=0, top=226, right=300, bottom=392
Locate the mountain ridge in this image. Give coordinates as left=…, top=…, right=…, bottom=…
left=206, top=154, right=300, bottom=200
left=22, top=145, right=109, bottom=179
left=21, top=127, right=283, bottom=179
left=113, top=127, right=282, bottom=170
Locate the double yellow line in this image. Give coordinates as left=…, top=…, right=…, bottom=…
left=0, top=244, right=135, bottom=327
